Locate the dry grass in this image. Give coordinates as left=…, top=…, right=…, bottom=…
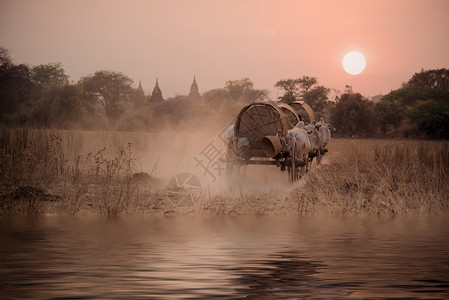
left=291, top=139, right=449, bottom=215
left=0, top=128, right=155, bottom=216
left=0, top=128, right=448, bottom=216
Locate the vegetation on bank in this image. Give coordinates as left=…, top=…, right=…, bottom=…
left=0, top=128, right=447, bottom=216
left=0, top=128, right=142, bottom=215
left=293, top=139, right=449, bottom=215
left=1, top=47, right=449, bottom=139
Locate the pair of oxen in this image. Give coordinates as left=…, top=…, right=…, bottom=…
left=286, top=117, right=335, bottom=169
left=224, top=116, right=335, bottom=173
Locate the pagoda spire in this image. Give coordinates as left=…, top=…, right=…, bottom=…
left=188, top=75, right=201, bottom=101
left=137, top=80, right=144, bottom=97
left=148, top=78, right=164, bottom=103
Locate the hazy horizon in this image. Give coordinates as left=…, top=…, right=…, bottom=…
left=1, top=0, right=448, bottom=99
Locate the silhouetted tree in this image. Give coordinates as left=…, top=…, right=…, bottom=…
left=383, top=86, right=449, bottom=107
left=0, top=47, right=35, bottom=122
left=375, top=101, right=405, bottom=135
left=225, top=78, right=267, bottom=103
left=404, top=68, right=449, bottom=90
left=297, top=76, right=317, bottom=92
left=31, top=63, right=69, bottom=91
left=302, top=85, right=330, bottom=113
left=331, top=93, right=377, bottom=137
left=80, top=70, right=133, bottom=125
left=275, top=79, right=299, bottom=104
left=32, top=84, right=93, bottom=129
left=275, top=76, right=329, bottom=113
left=0, top=47, right=12, bottom=66
left=203, top=88, right=231, bottom=107
left=380, top=68, right=449, bottom=138
left=407, top=99, right=449, bottom=139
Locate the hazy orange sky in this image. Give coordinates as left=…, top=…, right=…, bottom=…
left=1, top=0, right=448, bottom=99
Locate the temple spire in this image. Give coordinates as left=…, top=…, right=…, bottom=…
left=188, top=75, right=201, bottom=101
left=148, top=78, right=164, bottom=103
left=137, top=80, right=144, bottom=97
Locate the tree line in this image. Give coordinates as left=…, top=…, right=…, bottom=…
left=1, top=47, right=448, bottom=138
left=330, top=69, right=449, bottom=139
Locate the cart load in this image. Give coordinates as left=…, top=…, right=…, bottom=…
left=225, top=101, right=334, bottom=182
left=233, top=103, right=291, bottom=159
left=225, top=102, right=309, bottom=182
left=289, top=100, right=315, bottom=123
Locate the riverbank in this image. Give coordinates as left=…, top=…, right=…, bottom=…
left=1, top=128, right=448, bottom=216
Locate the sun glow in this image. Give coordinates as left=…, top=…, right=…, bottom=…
left=342, top=51, right=366, bottom=75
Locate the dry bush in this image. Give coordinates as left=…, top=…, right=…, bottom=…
left=83, top=143, right=138, bottom=215
left=0, top=128, right=147, bottom=216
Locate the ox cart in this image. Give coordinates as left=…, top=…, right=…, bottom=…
left=224, top=102, right=314, bottom=182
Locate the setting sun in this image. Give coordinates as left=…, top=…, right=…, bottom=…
left=342, top=51, right=366, bottom=75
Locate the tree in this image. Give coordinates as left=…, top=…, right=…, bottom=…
left=31, top=62, right=69, bottom=90
left=375, top=100, right=405, bottom=135
left=274, top=79, right=299, bottom=103
left=203, top=88, right=231, bottom=106
left=404, top=68, right=449, bottom=90
left=225, top=78, right=267, bottom=103
left=0, top=47, right=12, bottom=66
left=297, top=76, right=317, bottom=92
left=275, top=76, right=329, bottom=113
left=32, top=84, right=93, bottom=129
left=302, top=85, right=330, bottom=113
left=382, top=86, right=449, bottom=107
left=80, top=70, right=133, bottom=125
left=0, top=48, right=35, bottom=121
left=407, top=99, right=449, bottom=139
left=331, top=93, right=377, bottom=137
left=377, top=68, right=449, bottom=138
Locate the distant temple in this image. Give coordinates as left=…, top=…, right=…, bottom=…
left=144, top=77, right=203, bottom=103
left=148, top=78, right=164, bottom=103
left=137, top=80, right=145, bottom=98
left=188, top=76, right=202, bottom=102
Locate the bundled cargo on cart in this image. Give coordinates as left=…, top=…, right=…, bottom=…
left=224, top=102, right=309, bottom=182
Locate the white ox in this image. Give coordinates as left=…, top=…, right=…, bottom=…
left=302, top=117, right=334, bottom=165
left=286, top=121, right=311, bottom=167
left=315, top=117, right=336, bottom=152
left=301, top=121, right=321, bottom=165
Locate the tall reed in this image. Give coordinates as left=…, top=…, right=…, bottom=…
left=0, top=128, right=143, bottom=215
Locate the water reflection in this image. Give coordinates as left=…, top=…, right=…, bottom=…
left=1, top=216, right=449, bottom=299
left=229, top=251, right=336, bottom=299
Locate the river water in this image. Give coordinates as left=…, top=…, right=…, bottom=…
left=1, top=215, right=448, bottom=299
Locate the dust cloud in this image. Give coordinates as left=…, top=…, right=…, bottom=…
left=48, top=106, right=309, bottom=213
left=133, top=128, right=301, bottom=200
